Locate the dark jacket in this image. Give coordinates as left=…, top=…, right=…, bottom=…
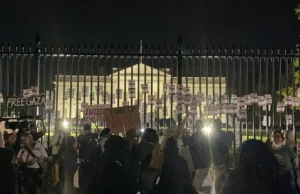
left=60, top=150, right=78, bottom=194
left=77, top=131, right=97, bottom=161
left=0, top=147, right=18, bottom=194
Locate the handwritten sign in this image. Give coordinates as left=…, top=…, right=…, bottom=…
left=83, top=104, right=110, bottom=122
left=103, top=105, right=141, bottom=133
left=7, top=95, right=45, bottom=108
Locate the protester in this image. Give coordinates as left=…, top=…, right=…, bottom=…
left=190, top=120, right=209, bottom=169
left=51, top=119, right=66, bottom=156
left=152, top=136, right=197, bottom=194
left=0, top=130, right=18, bottom=194
left=77, top=124, right=98, bottom=194
left=88, top=135, right=135, bottom=194
left=210, top=119, right=231, bottom=166
left=285, top=130, right=297, bottom=153
left=221, top=139, right=281, bottom=194
left=136, top=128, right=160, bottom=194
left=97, top=128, right=111, bottom=154
left=4, top=131, right=16, bottom=150
left=270, top=129, right=298, bottom=194
left=29, top=122, right=46, bottom=142
left=59, top=136, right=78, bottom=194
left=17, top=133, right=48, bottom=194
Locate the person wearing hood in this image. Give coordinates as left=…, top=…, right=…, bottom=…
left=0, top=131, right=18, bottom=194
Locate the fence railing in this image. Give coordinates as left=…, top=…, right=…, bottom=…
left=0, top=34, right=299, bottom=153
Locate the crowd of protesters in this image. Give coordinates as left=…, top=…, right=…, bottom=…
left=0, top=114, right=299, bottom=194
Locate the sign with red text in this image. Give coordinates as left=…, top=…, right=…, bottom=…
left=103, top=105, right=141, bottom=133
left=83, top=104, right=110, bottom=122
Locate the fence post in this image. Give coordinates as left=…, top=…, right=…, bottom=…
left=35, top=33, right=41, bottom=116
left=177, top=35, right=183, bottom=124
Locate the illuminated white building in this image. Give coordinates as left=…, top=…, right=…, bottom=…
left=54, top=63, right=226, bottom=125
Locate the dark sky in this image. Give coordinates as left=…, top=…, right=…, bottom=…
left=0, top=0, right=299, bottom=48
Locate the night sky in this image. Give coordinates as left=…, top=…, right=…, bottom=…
left=0, top=0, right=299, bottom=48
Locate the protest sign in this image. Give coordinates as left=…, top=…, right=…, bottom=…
left=7, top=95, right=46, bottom=108
left=83, top=104, right=110, bottom=122
left=103, top=105, right=141, bottom=133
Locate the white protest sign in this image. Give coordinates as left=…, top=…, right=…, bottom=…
left=231, top=94, right=237, bottom=104
left=258, top=96, right=265, bottom=106
left=141, top=84, right=149, bottom=94
left=31, top=86, right=39, bottom=96
left=163, top=83, right=168, bottom=93
left=264, top=94, right=272, bottom=105
left=23, top=89, right=32, bottom=98
left=148, top=95, right=155, bottom=105
left=292, top=97, right=299, bottom=107
left=7, top=95, right=46, bottom=108
left=276, top=102, right=285, bottom=113
left=83, top=104, right=110, bottom=122
left=155, top=99, right=163, bottom=109
left=285, top=96, right=293, bottom=106
left=169, top=85, right=176, bottom=95
left=286, top=115, right=293, bottom=125
left=250, top=93, right=258, bottom=103
left=176, top=84, right=183, bottom=95
left=221, top=95, right=229, bottom=104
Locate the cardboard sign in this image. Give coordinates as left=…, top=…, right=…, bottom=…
left=31, top=86, right=39, bottom=96
left=176, top=93, right=184, bottom=104
left=7, top=95, right=45, bottom=108
left=244, top=95, right=252, bottom=105
left=155, top=99, right=163, bottom=109
left=176, top=84, right=183, bottom=95
left=83, top=104, right=110, bottom=122
left=104, top=105, right=142, bottom=133
left=183, top=86, right=190, bottom=95
left=128, top=80, right=135, bottom=89
left=148, top=95, right=155, bottom=105
left=129, top=88, right=136, bottom=98
left=292, top=97, right=299, bottom=107
left=237, top=97, right=245, bottom=107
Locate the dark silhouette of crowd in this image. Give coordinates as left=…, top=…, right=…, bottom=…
left=0, top=117, right=300, bottom=194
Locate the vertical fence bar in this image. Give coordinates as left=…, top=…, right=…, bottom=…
left=212, top=48, right=215, bottom=120
left=285, top=50, right=288, bottom=131
left=20, top=45, right=24, bottom=96
left=48, top=46, right=53, bottom=149
left=151, top=46, right=154, bottom=129
left=157, top=46, right=160, bottom=131
left=143, top=45, right=147, bottom=128
left=177, top=35, right=183, bottom=123
left=110, top=45, right=114, bottom=109
left=258, top=49, right=262, bottom=140
left=75, top=45, right=80, bottom=138
left=97, top=45, right=101, bottom=106
left=124, top=45, right=127, bottom=108
left=185, top=47, right=189, bottom=127
left=278, top=50, right=282, bottom=127
left=83, top=45, right=87, bottom=106
left=13, top=46, right=17, bottom=96
left=265, top=49, right=269, bottom=138
left=199, top=49, right=202, bottom=120
left=163, top=46, right=167, bottom=130
left=117, top=45, right=120, bottom=108
left=192, top=47, right=196, bottom=132
left=218, top=48, right=222, bottom=121
left=62, top=46, right=67, bottom=120
left=292, top=49, right=296, bottom=137
left=251, top=48, right=256, bottom=139
left=7, top=44, right=10, bottom=115
left=69, top=46, right=74, bottom=133
left=170, top=46, right=174, bottom=125
left=245, top=48, right=249, bottom=140
left=35, top=35, right=41, bottom=116
left=271, top=49, right=275, bottom=126
left=55, top=46, right=60, bottom=120
left=90, top=45, right=94, bottom=106
left=232, top=47, right=236, bottom=155
left=225, top=48, right=229, bottom=132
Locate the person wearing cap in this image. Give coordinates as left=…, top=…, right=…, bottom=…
left=270, top=128, right=298, bottom=193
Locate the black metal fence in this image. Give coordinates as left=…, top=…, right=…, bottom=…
left=0, top=34, right=299, bottom=152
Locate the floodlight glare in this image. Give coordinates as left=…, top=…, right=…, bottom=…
left=63, top=120, right=69, bottom=128
left=203, top=126, right=212, bottom=135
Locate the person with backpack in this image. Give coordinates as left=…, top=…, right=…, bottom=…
left=51, top=119, right=66, bottom=157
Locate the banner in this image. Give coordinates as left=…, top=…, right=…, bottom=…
left=83, top=104, right=110, bottom=122
left=7, top=95, right=46, bottom=108
left=103, top=105, right=141, bottom=133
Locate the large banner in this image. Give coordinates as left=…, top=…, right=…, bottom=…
left=83, top=104, right=110, bottom=123
left=7, top=95, right=46, bottom=108
left=103, top=105, right=141, bottom=133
